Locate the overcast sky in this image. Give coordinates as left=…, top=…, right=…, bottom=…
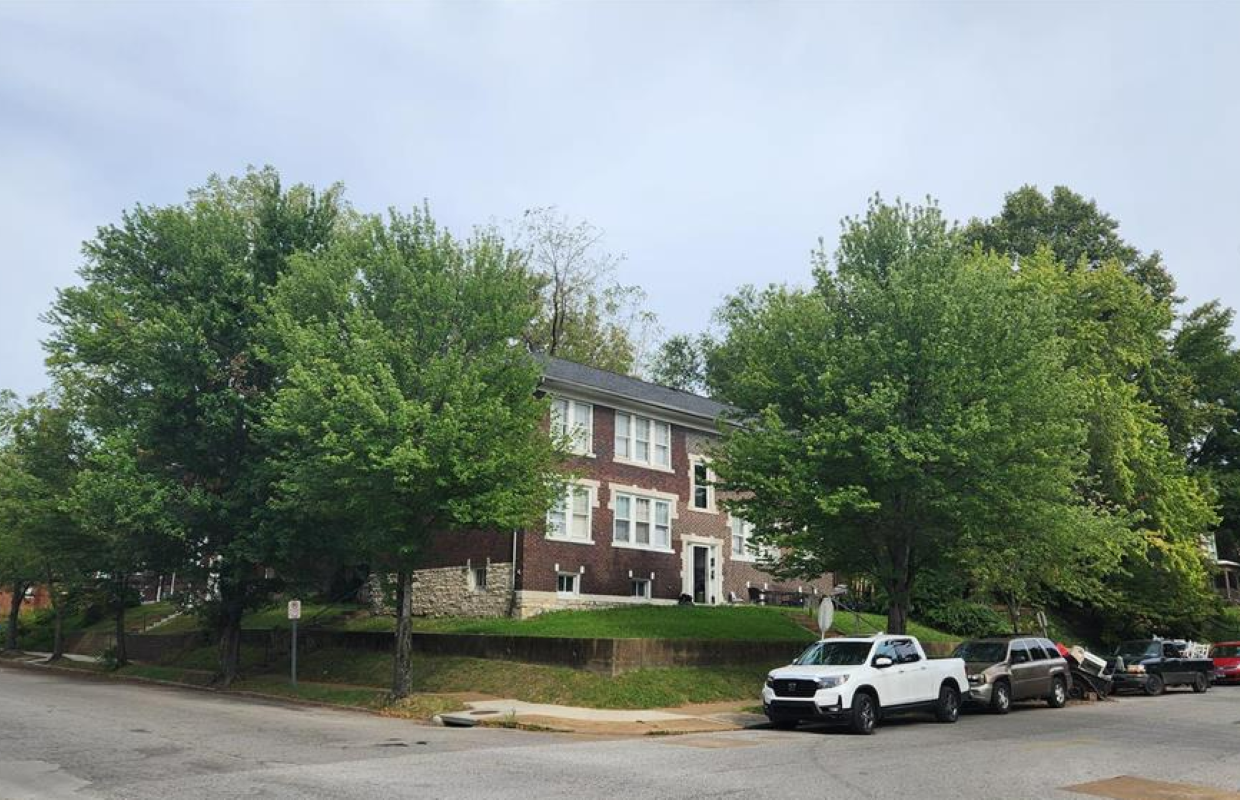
left=2, top=1, right=1237, bottom=397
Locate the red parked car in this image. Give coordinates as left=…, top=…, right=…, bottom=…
left=1211, top=642, right=1240, bottom=684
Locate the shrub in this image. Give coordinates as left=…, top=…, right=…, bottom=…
left=920, top=600, right=1008, bottom=638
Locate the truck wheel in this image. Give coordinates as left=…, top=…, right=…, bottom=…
left=850, top=692, right=877, bottom=735
left=934, top=684, right=961, bottom=723
left=1192, top=673, right=1209, bottom=694
left=1048, top=677, right=1067, bottom=708
left=1143, top=675, right=1165, bottom=696
left=991, top=681, right=1011, bottom=714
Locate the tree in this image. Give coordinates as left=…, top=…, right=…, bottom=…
left=646, top=334, right=711, bottom=394
left=970, top=187, right=1222, bottom=637
left=44, top=168, right=343, bottom=684
left=709, top=199, right=1101, bottom=634
left=963, top=185, right=1177, bottom=303
left=66, top=433, right=186, bottom=667
left=0, top=395, right=90, bottom=659
left=515, top=207, right=658, bottom=375
left=1171, top=301, right=1240, bottom=563
left=262, top=208, right=562, bottom=698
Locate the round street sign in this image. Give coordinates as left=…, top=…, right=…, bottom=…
left=817, top=597, right=834, bottom=637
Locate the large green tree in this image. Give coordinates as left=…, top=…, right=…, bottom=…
left=709, top=199, right=1106, bottom=634
left=66, top=433, right=187, bottom=667
left=0, top=395, right=90, bottom=658
left=969, top=187, right=1221, bottom=637
left=44, top=168, right=343, bottom=684
left=262, top=209, right=561, bottom=698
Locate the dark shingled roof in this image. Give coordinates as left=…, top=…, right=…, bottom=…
left=538, top=355, right=733, bottom=422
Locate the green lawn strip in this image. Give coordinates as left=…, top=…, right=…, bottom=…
left=290, top=647, right=769, bottom=709
left=333, top=605, right=819, bottom=641
left=828, top=610, right=958, bottom=643
left=233, top=674, right=466, bottom=719
left=118, top=663, right=216, bottom=686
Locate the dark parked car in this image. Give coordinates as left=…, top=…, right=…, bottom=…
left=954, top=636, right=1070, bottom=713
left=1108, top=639, right=1213, bottom=695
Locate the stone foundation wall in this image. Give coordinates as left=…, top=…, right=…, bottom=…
left=512, top=590, right=676, bottom=619
left=370, top=562, right=515, bottom=618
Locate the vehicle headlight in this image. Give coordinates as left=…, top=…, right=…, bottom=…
left=816, top=675, right=849, bottom=689
left=764, top=675, right=776, bottom=688
left=968, top=674, right=987, bottom=685
left=1127, top=664, right=1146, bottom=674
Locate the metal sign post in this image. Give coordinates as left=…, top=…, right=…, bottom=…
left=288, top=600, right=301, bottom=687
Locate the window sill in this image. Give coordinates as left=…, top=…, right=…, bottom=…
left=685, top=505, right=718, bottom=515
left=730, top=553, right=758, bottom=563
left=544, top=535, right=594, bottom=546
left=612, top=456, right=675, bottom=475
left=610, top=541, right=675, bottom=555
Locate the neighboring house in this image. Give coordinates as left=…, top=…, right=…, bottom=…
left=0, top=584, right=51, bottom=613
left=402, top=356, right=833, bottom=618
left=1205, top=534, right=1240, bottom=605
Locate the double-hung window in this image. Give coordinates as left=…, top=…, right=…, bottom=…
left=690, top=458, right=714, bottom=511
left=547, top=484, right=592, bottom=542
left=730, top=516, right=754, bottom=560
left=614, top=412, right=671, bottom=469
left=551, top=397, right=593, bottom=455
left=613, top=493, right=672, bottom=550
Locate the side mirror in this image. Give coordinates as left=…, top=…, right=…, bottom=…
left=873, top=656, right=894, bottom=668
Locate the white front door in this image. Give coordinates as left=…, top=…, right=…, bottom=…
left=683, top=542, right=719, bottom=605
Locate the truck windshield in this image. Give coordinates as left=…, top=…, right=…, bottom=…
left=952, top=642, right=1008, bottom=664
left=1114, top=641, right=1160, bottom=661
left=1211, top=645, right=1240, bottom=658
left=794, top=641, right=873, bottom=666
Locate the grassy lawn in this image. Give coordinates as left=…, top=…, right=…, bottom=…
left=828, top=610, right=959, bottom=643
left=152, top=602, right=362, bottom=635
left=335, top=604, right=819, bottom=641
left=288, top=647, right=768, bottom=709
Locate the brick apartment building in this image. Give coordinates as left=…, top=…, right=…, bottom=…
left=403, top=356, right=833, bottom=618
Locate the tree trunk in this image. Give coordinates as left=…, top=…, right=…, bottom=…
left=113, top=576, right=129, bottom=668
left=390, top=569, right=413, bottom=700
left=216, top=576, right=245, bottom=687
left=50, top=592, right=64, bottom=661
left=1005, top=596, right=1021, bottom=635
left=886, top=596, right=909, bottom=635
left=5, top=583, right=27, bottom=651
left=884, top=537, right=913, bottom=635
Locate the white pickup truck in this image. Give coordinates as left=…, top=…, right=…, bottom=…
left=761, top=634, right=969, bottom=734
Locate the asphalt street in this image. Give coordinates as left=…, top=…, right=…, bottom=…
left=2, top=666, right=1239, bottom=800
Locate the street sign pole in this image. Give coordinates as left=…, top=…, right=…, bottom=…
left=287, top=600, right=301, bottom=688
left=291, top=617, right=298, bottom=687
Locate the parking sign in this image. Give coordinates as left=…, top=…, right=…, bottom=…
left=287, top=600, right=301, bottom=620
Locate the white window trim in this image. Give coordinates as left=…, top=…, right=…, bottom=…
left=556, top=571, right=580, bottom=597
left=608, top=484, right=678, bottom=553
left=551, top=396, right=595, bottom=457
left=613, top=411, right=675, bottom=473
left=546, top=479, right=601, bottom=545
left=688, top=455, right=717, bottom=514
left=729, top=514, right=758, bottom=562
left=631, top=578, right=652, bottom=599
left=469, top=565, right=488, bottom=592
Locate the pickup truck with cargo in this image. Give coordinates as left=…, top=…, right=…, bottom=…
left=1107, top=639, right=1214, bottom=695
left=761, top=634, right=969, bottom=735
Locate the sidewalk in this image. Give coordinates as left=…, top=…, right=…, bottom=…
left=441, top=698, right=765, bottom=735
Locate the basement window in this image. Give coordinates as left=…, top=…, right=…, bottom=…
left=557, top=572, right=579, bottom=596
left=631, top=579, right=651, bottom=599
left=471, top=567, right=487, bottom=592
